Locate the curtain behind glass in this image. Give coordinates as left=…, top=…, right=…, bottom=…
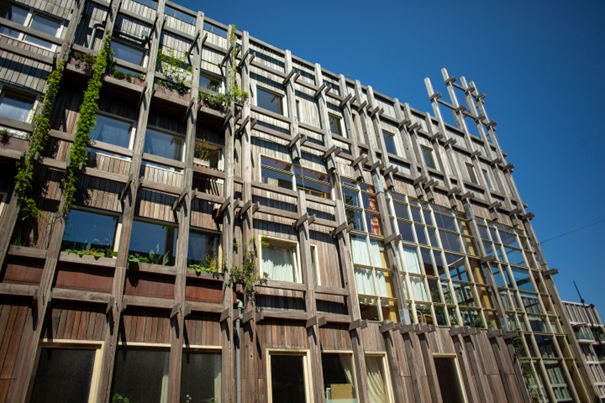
left=262, top=243, right=296, bottom=282
left=410, top=277, right=429, bottom=301
left=403, top=246, right=422, bottom=274
left=354, top=268, right=375, bottom=296
left=350, top=235, right=370, bottom=266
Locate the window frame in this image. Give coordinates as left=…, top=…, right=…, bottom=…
left=143, top=124, right=187, bottom=162
left=466, top=163, right=478, bottom=185
left=260, top=236, right=302, bottom=283
left=27, top=340, right=104, bottom=403
left=89, top=111, right=136, bottom=150
left=111, top=38, right=148, bottom=67
left=260, top=154, right=333, bottom=200
left=382, top=129, right=399, bottom=156
left=0, top=4, right=64, bottom=51
left=199, top=71, right=223, bottom=93
left=482, top=168, right=494, bottom=190
left=364, top=353, right=394, bottom=403
left=266, top=348, right=313, bottom=403
left=432, top=353, right=468, bottom=403
left=0, top=85, right=37, bottom=123
left=328, top=113, right=343, bottom=136
left=60, top=207, right=122, bottom=254
left=421, top=146, right=437, bottom=169
left=255, top=85, right=286, bottom=116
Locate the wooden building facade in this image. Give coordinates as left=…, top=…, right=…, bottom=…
left=0, top=0, right=600, bottom=401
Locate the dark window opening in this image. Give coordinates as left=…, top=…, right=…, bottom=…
left=271, top=354, right=306, bottom=403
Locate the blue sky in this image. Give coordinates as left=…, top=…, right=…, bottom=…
left=179, top=0, right=605, bottom=309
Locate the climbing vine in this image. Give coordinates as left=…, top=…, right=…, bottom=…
left=14, top=59, right=64, bottom=220
left=61, top=34, right=113, bottom=214
left=157, top=47, right=191, bottom=94
left=227, top=25, right=248, bottom=102
left=224, top=237, right=267, bottom=300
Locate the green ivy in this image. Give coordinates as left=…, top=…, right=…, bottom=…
left=226, top=25, right=248, bottom=102
left=157, top=48, right=191, bottom=94
left=15, top=59, right=64, bottom=220
left=61, top=34, right=113, bottom=214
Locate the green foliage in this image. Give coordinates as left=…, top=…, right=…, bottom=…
left=157, top=48, right=191, bottom=94
left=15, top=59, right=64, bottom=220
left=113, top=69, right=126, bottom=80
left=226, top=25, right=248, bottom=103
left=112, top=394, right=130, bottom=403
left=128, top=244, right=170, bottom=266
left=71, top=51, right=96, bottom=70
left=224, top=236, right=267, bottom=298
left=195, top=141, right=212, bottom=161
left=198, top=90, right=230, bottom=110
left=0, top=128, right=9, bottom=144
left=64, top=243, right=117, bottom=260
left=473, top=318, right=485, bottom=328
left=188, top=248, right=218, bottom=274
left=61, top=35, right=113, bottom=215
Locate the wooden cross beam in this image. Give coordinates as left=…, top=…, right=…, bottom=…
left=322, top=145, right=341, bottom=161
left=384, top=233, right=401, bottom=245
left=488, top=201, right=502, bottom=209
left=382, top=165, right=397, bottom=176
left=172, top=187, right=189, bottom=211
left=543, top=268, right=559, bottom=277
left=486, top=120, right=497, bottom=128
left=508, top=207, right=523, bottom=216
left=429, top=132, right=443, bottom=142
left=442, top=138, right=456, bottom=147
left=367, top=106, right=379, bottom=118
left=480, top=255, right=496, bottom=264
left=136, top=82, right=148, bottom=109
left=220, top=109, right=233, bottom=133
left=469, top=150, right=481, bottom=158
left=368, top=160, right=383, bottom=172
left=120, top=298, right=128, bottom=313
left=408, top=122, right=422, bottom=132
left=287, top=133, right=301, bottom=150
left=200, top=32, right=207, bottom=47
left=293, top=213, right=315, bottom=230
left=237, top=49, right=250, bottom=70
left=449, top=326, right=466, bottom=336
left=119, top=174, right=134, bottom=201
left=240, top=200, right=259, bottom=218
left=314, top=82, right=327, bottom=99
left=520, top=212, right=535, bottom=221
left=331, top=222, right=352, bottom=238
left=423, top=179, right=437, bottom=189
left=490, top=157, right=503, bottom=166
left=236, top=116, right=250, bottom=134
left=445, top=76, right=456, bottom=85
left=181, top=97, right=196, bottom=124
left=398, top=118, right=411, bottom=129
left=487, top=329, right=505, bottom=339
left=216, top=196, right=232, bottom=217
left=348, top=319, right=368, bottom=331
left=350, top=154, right=367, bottom=168
left=413, top=175, right=427, bottom=186
left=339, top=93, right=353, bottom=109
left=503, top=163, right=515, bottom=172
left=379, top=320, right=397, bottom=333
left=305, top=315, right=327, bottom=328
left=447, top=186, right=460, bottom=196
left=282, top=70, right=298, bottom=86
left=454, top=105, right=466, bottom=113
left=219, top=45, right=233, bottom=69
left=220, top=308, right=232, bottom=322
left=31, top=288, right=38, bottom=307
left=357, top=100, right=368, bottom=111
left=429, top=92, right=442, bottom=102
left=503, top=331, right=520, bottom=340
left=170, top=303, right=181, bottom=319
left=106, top=296, right=115, bottom=315
left=474, top=114, right=486, bottom=123
left=399, top=324, right=417, bottom=335
left=460, top=191, right=472, bottom=201
left=187, top=29, right=201, bottom=55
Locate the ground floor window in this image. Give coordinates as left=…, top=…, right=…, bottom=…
left=322, top=352, right=357, bottom=402
left=365, top=354, right=390, bottom=403
left=269, top=351, right=309, bottom=403
left=181, top=350, right=221, bottom=403
left=29, top=345, right=100, bottom=403
left=434, top=355, right=465, bottom=403
left=110, top=346, right=170, bottom=403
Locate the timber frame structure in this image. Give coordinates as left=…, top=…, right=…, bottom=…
left=0, top=0, right=600, bottom=402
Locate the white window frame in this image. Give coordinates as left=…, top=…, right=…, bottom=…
left=92, top=111, right=136, bottom=150
left=421, top=146, right=436, bottom=169
left=254, top=83, right=287, bottom=117
left=321, top=350, right=358, bottom=400
left=27, top=340, right=104, bottom=403
left=0, top=5, right=64, bottom=51
left=111, top=38, right=148, bottom=68
left=266, top=348, right=313, bottom=403
left=433, top=353, right=469, bottom=402
left=195, top=139, right=224, bottom=170
left=199, top=70, right=223, bottom=93
left=64, top=206, right=122, bottom=255
left=260, top=236, right=302, bottom=283
left=310, top=243, right=319, bottom=286
left=328, top=113, right=343, bottom=137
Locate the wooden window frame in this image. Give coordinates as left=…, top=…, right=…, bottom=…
left=0, top=85, right=38, bottom=124
left=432, top=353, right=468, bottom=403
left=111, top=38, right=148, bottom=67
left=255, top=84, right=286, bottom=117
left=91, top=111, right=137, bottom=151
left=260, top=236, right=302, bottom=284
left=266, top=348, right=313, bottom=403
left=364, top=352, right=395, bottom=403
left=143, top=124, right=187, bottom=164
left=60, top=206, right=122, bottom=254
left=382, top=129, right=399, bottom=157
left=27, top=340, right=104, bottom=403
left=421, top=146, right=436, bottom=169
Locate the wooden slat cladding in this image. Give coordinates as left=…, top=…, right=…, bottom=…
left=135, top=189, right=178, bottom=223
left=1, top=256, right=44, bottom=286
left=0, top=40, right=52, bottom=93
left=42, top=300, right=106, bottom=341
left=124, top=271, right=175, bottom=300
left=54, top=263, right=114, bottom=294
left=119, top=306, right=171, bottom=344
left=184, top=312, right=221, bottom=346
left=260, top=318, right=308, bottom=349
left=185, top=277, right=222, bottom=304
left=76, top=176, right=123, bottom=212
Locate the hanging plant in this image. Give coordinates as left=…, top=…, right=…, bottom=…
left=61, top=34, right=113, bottom=214
left=157, top=47, right=191, bottom=94
left=14, top=59, right=65, bottom=220
left=226, top=25, right=248, bottom=102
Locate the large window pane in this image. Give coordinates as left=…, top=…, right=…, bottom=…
left=402, top=246, right=422, bottom=274
left=365, top=213, right=382, bottom=235
left=112, top=41, right=145, bottom=65
left=322, top=353, right=357, bottom=402
left=111, top=347, right=170, bottom=402
left=505, top=247, right=526, bottom=266
left=188, top=232, right=219, bottom=268
left=129, top=221, right=177, bottom=265
left=143, top=128, right=184, bottom=160
left=382, top=131, right=397, bottom=155
left=369, top=238, right=387, bottom=268
left=30, top=348, right=96, bottom=403
left=89, top=114, right=132, bottom=148
left=262, top=241, right=297, bottom=282
left=271, top=355, right=306, bottom=403
left=346, top=208, right=365, bottom=232
left=181, top=351, right=221, bottom=403
left=350, top=234, right=370, bottom=266
left=0, top=92, right=34, bottom=122
left=295, top=166, right=331, bottom=199
left=25, top=15, right=60, bottom=48
left=511, top=267, right=535, bottom=292
left=439, top=230, right=462, bottom=252
left=445, top=253, right=468, bottom=281
left=0, top=4, right=28, bottom=38
left=434, top=214, right=456, bottom=232
left=257, top=87, right=283, bottom=115
left=61, top=210, right=117, bottom=251
left=342, top=187, right=360, bottom=207
left=199, top=74, right=221, bottom=91
left=355, top=268, right=375, bottom=295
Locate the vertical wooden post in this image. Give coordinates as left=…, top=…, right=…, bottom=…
left=417, top=329, right=443, bottom=403
left=96, top=1, right=167, bottom=401
left=401, top=326, right=429, bottom=403
left=451, top=332, right=480, bottom=403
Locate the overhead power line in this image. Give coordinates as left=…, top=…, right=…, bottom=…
left=540, top=219, right=605, bottom=244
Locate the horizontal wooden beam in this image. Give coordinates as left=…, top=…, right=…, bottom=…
left=379, top=320, right=397, bottom=333
left=216, top=196, right=232, bottom=217
left=384, top=233, right=401, bottom=245
left=382, top=165, right=398, bottom=177
left=314, top=82, right=327, bottom=99
left=170, top=303, right=181, bottom=319
left=331, top=222, right=353, bottom=238
left=543, top=268, right=559, bottom=277
left=350, top=154, right=367, bottom=168
left=321, top=145, right=341, bottom=161
left=171, top=187, right=189, bottom=211
left=442, top=138, right=456, bottom=147
left=429, top=92, right=442, bottom=102
left=305, top=315, right=327, bottom=328
left=348, top=319, right=368, bottom=331
left=220, top=109, right=233, bottom=133
left=220, top=308, right=232, bottom=322
left=339, top=93, right=353, bottom=109
left=480, top=255, right=497, bottom=264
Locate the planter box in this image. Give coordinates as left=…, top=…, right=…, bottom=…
left=2, top=256, right=44, bottom=285
left=112, top=74, right=145, bottom=87
left=155, top=85, right=190, bottom=102
left=55, top=263, right=114, bottom=293
left=68, top=58, right=93, bottom=74
left=193, top=158, right=210, bottom=168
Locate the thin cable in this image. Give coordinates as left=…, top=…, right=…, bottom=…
left=540, top=218, right=605, bottom=244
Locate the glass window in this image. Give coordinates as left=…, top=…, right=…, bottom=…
left=25, top=14, right=60, bottom=49
left=143, top=128, right=184, bottom=161
left=466, top=164, right=478, bottom=184
left=415, top=225, right=428, bottom=246
left=329, top=115, right=342, bottom=136
left=30, top=348, right=96, bottom=403
left=89, top=114, right=133, bottom=148
left=510, top=267, right=535, bottom=292
left=342, top=187, right=360, bottom=207
left=187, top=232, right=219, bottom=269
left=445, top=253, right=468, bottom=281
left=346, top=208, right=365, bottom=232
left=112, top=41, right=146, bottom=66
left=454, top=282, right=476, bottom=306
left=422, top=147, right=436, bottom=169
left=257, top=87, right=283, bottom=115
left=262, top=241, right=298, bottom=282
left=111, top=347, right=170, bottom=402
left=364, top=356, right=389, bottom=403
left=350, top=234, right=370, bottom=266
left=181, top=351, right=221, bottom=403
left=355, top=268, right=375, bottom=295
left=321, top=353, right=357, bottom=403
left=0, top=91, right=34, bottom=122
left=129, top=220, right=177, bottom=265
left=439, top=230, right=462, bottom=252
left=434, top=214, right=457, bottom=232
left=402, top=245, right=422, bottom=274
left=359, top=297, right=380, bottom=321
left=132, top=0, right=158, bottom=9
left=392, top=201, right=409, bottom=220
left=295, top=166, right=331, bottom=199
left=271, top=354, right=307, bottom=403
left=204, top=22, right=227, bottom=37
left=482, top=169, right=493, bottom=190
left=61, top=210, right=118, bottom=252
left=0, top=3, right=28, bottom=38
left=261, top=157, right=293, bottom=189
left=164, top=5, right=196, bottom=24
left=365, top=212, right=382, bottom=236
left=505, top=247, right=526, bottom=266
left=199, top=74, right=221, bottom=92
left=398, top=220, right=415, bottom=243
left=369, top=238, right=387, bottom=269
left=382, top=131, right=398, bottom=155
left=434, top=357, right=465, bottom=403
left=195, top=141, right=222, bottom=169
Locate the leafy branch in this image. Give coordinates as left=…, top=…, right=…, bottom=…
left=157, top=47, right=191, bottom=94
left=226, top=25, right=248, bottom=103
left=64, top=243, right=117, bottom=260
left=224, top=236, right=267, bottom=299
left=61, top=34, right=113, bottom=215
